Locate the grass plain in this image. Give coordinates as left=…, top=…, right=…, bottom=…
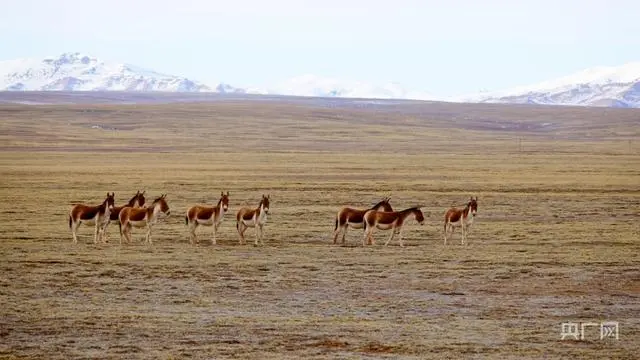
left=0, top=95, right=639, bottom=359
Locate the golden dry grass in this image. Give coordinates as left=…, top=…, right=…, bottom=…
left=0, top=97, right=639, bottom=359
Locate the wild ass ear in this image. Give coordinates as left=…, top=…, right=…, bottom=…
left=226, top=191, right=230, bottom=196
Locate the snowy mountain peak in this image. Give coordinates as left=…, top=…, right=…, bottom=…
left=464, top=62, right=640, bottom=108
left=496, top=62, right=640, bottom=96
left=0, top=52, right=244, bottom=93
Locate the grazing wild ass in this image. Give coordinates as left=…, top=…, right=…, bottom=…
left=363, top=206, right=425, bottom=247
left=443, top=196, right=478, bottom=245
left=104, top=190, right=146, bottom=242
left=185, top=191, right=230, bottom=245
left=68, top=192, right=116, bottom=244
left=119, top=194, right=171, bottom=245
left=332, top=196, right=393, bottom=245
left=236, top=194, right=270, bottom=246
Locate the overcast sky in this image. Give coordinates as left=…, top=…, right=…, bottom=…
left=2, top=0, right=639, bottom=96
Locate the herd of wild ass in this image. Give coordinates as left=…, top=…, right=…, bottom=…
left=68, top=191, right=478, bottom=247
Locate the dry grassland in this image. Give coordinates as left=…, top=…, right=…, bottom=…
left=0, top=97, right=639, bottom=359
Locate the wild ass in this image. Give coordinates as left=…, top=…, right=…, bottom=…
left=68, top=192, right=115, bottom=244
left=332, top=196, right=394, bottom=245
left=104, top=190, right=146, bottom=242
left=236, top=194, right=270, bottom=246
left=363, top=206, right=425, bottom=247
left=443, top=197, right=478, bottom=245
left=185, top=191, right=230, bottom=245
left=119, top=194, right=171, bottom=245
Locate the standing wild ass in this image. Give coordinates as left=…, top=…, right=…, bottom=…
left=443, top=197, right=478, bottom=245
left=68, top=192, right=115, bottom=244
left=332, top=196, right=393, bottom=245
left=104, top=190, right=146, bottom=242
left=185, top=191, right=230, bottom=245
left=236, top=194, right=270, bottom=246
left=363, top=206, right=425, bottom=247
left=119, top=194, right=171, bottom=245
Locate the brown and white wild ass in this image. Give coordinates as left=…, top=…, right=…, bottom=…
left=363, top=206, right=425, bottom=247
left=236, top=194, right=270, bottom=246
left=332, top=196, right=393, bottom=245
left=104, top=190, right=146, bottom=242
left=443, top=196, right=478, bottom=245
left=119, top=194, right=171, bottom=245
left=185, top=191, right=230, bottom=245
left=68, top=192, right=116, bottom=244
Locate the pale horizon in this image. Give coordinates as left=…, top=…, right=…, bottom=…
left=2, top=0, right=639, bottom=98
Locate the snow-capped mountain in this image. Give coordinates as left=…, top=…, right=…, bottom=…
left=259, top=74, right=437, bottom=101
left=0, top=52, right=244, bottom=93
left=2, top=52, right=639, bottom=108
left=463, top=62, right=640, bottom=108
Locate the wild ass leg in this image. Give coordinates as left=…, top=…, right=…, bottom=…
left=363, top=225, right=373, bottom=247
left=341, top=225, right=348, bottom=245
left=93, top=220, right=101, bottom=244
left=100, top=221, right=110, bottom=243
left=212, top=223, right=219, bottom=245
left=119, top=221, right=125, bottom=245
left=368, top=230, right=376, bottom=245
left=384, top=228, right=397, bottom=246
left=122, top=223, right=132, bottom=244
left=188, top=222, right=198, bottom=245
left=332, top=224, right=347, bottom=245
left=71, top=219, right=80, bottom=244
left=332, top=223, right=342, bottom=244
left=126, top=225, right=133, bottom=244
left=254, top=225, right=261, bottom=246
left=103, top=221, right=111, bottom=243
left=447, top=224, right=456, bottom=245
left=397, top=229, right=405, bottom=247
left=443, top=221, right=448, bottom=245
left=462, top=223, right=471, bottom=245
left=237, top=222, right=247, bottom=245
